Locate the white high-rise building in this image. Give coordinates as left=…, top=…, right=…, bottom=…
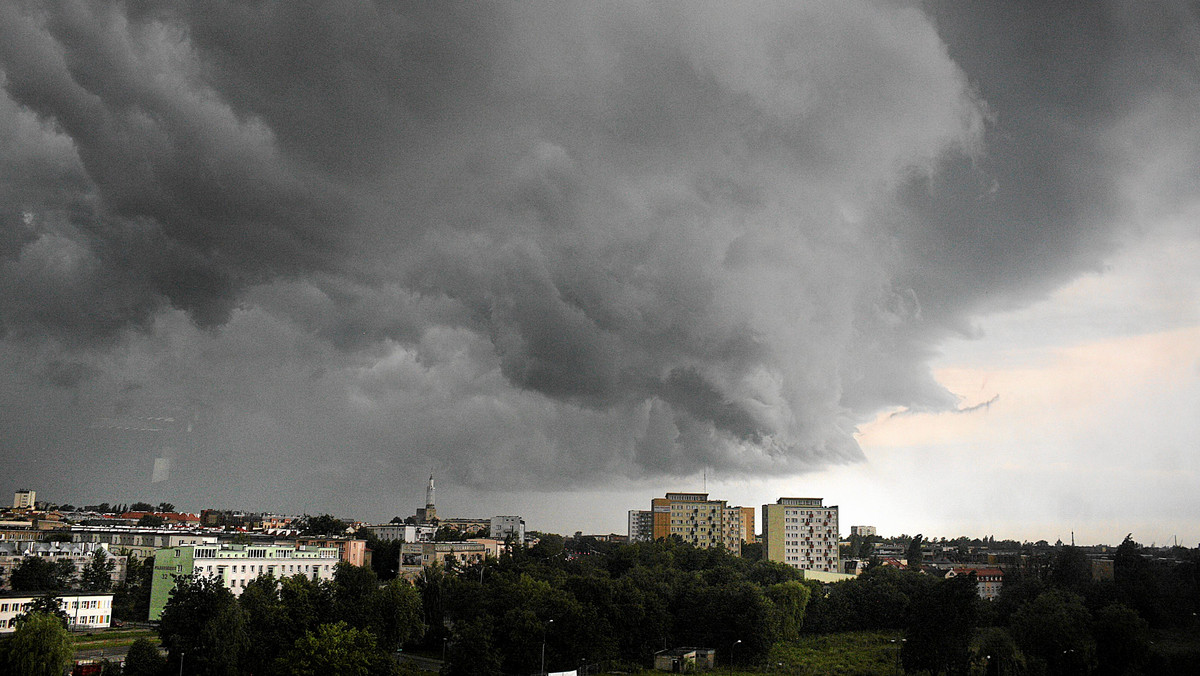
left=627, top=510, right=654, bottom=542
left=12, top=490, right=35, bottom=510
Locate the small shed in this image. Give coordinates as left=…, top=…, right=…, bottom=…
left=654, top=647, right=716, bottom=673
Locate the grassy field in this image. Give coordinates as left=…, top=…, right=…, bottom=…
left=71, top=627, right=158, bottom=651
left=769, top=631, right=905, bottom=676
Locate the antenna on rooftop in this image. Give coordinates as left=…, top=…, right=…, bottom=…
left=703, top=467, right=707, bottom=493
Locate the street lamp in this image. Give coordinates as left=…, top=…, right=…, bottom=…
left=541, top=619, right=555, bottom=676
left=729, top=639, right=742, bottom=676
left=889, top=638, right=905, bottom=674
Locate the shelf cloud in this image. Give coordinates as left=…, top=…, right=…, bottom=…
left=1, top=2, right=1195, bottom=510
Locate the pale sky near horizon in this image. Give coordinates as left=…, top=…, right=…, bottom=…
left=1, top=2, right=1198, bottom=547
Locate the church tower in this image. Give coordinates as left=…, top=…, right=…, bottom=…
left=416, top=473, right=438, bottom=523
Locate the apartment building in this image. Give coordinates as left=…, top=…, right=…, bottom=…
left=762, top=497, right=840, bottom=574
left=70, top=526, right=218, bottom=560
left=0, top=542, right=127, bottom=589
left=148, top=543, right=339, bottom=620
left=627, top=510, right=654, bottom=542
left=398, top=541, right=486, bottom=579
left=650, top=492, right=748, bottom=554
left=489, top=515, right=525, bottom=542
left=12, top=490, right=35, bottom=510
left=1, top=591, right=113, bottom=632
left=294, top=537, right=367, bottom=567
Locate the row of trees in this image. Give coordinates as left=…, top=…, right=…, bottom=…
left=151, top=561, right=422, bottom=675
left=6, top=549, right=116, bottom=592
left=45, top=501, right=176, bottom=514
left=9, top=531, right=1198, bottom=675
left=793, top=534, right=1199, bottom=674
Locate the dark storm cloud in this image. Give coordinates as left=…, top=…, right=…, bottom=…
left=0, top=1, right=1194, bottom=508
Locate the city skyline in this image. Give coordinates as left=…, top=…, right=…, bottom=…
left=1, top=4, right=1197, bottom=547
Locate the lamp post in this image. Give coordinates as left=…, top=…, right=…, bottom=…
left=179, top=651, right=185, bottom=676
left=889, top=638, right=905, bottom=674
left=541, top=619, right=555, bottom=676
left=729, top=639, right=741, bottom=676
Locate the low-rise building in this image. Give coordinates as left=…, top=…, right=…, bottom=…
left=0, top=591, right=114, bottom=632
left=467, top=538, right=507, bottom=559
left=489, top=515, right=525, bottom=542
left=294, top=538, right=367, bottom=567
left=148, top=543, right=339, bottom=620
left=364, top=523, right=436, bottom=543
left=0, top=523, right=42, bottom=542
left=70, top=526, right=218, bottom=560
left=654, top=648, right=716, bottom=672
left=945, top=567, right=1004, bottom=599
left=398, top=542, right=486, bottom=578
left=439, top=518, right=490, bottom=535
left=0, top=542, right=127, bottom=589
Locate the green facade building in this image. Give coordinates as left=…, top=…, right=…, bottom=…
left=148, top=543, right=339, bottom=620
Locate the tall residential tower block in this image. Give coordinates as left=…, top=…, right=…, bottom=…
left=762, top=497, right=839, bottom=573
left=649, top=492, right=751, bottom=554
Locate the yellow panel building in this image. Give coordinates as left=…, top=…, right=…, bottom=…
left=762, top=497, right=840, bottom=573
left=650, top=492, right=748, bottom=554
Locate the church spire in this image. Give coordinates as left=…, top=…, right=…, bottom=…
left=425, top=473, right=435, bottom=509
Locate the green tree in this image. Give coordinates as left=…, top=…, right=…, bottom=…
left=113, top=556, right=155, bottom=622
left=130, top=501, right=155, bottom=512
left=740, top=542, right=763, bottom=562
left=158, top=575, right=249, bottom=676
left=332, top=561, right=382, bottom=629
left=446, top=615, right=502, bottom=676
left=158, top=502, right=175, bottom=512
left=81, top=549, right=117, bottom=591
left=357, top=527, right=402, bottom=581
left=138, top=514, right=165, bottom=527
left=530, top=534, right=566, bottom=560
left=279, top=572, right=335, bottom=633
left=1092, top=603, right=1150, bottom=676
left=280, top=621, right=398, bottom=676
left=907, top=534, right=924, bottom=570
left=973, top=627, right=1023, bottom=676
left=9, top=557, right=75, bottom=591
left=765, top=580, right=810, bottom=642
left=373, top=578, right=426, bottom=651
left=16, top=593, right=70, bottom=628
left=1048, top=546, right=1091, bottom=594
left=902, top=573, right=978, bottom=675
left=238, top=575, right=292, bottom=676
left=123, top=637, right=168, bottom=676
left=302, top=514, right=348, bottom=536
left=0, top=612, right=73, bottom=676
left=1009, top=589, right=1095, bottom=675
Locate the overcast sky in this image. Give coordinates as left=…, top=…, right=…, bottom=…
left=1, top=2, right=1197, bottom=546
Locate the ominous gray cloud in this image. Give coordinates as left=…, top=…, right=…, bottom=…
left=1, top=1, right=1195, bottom=514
